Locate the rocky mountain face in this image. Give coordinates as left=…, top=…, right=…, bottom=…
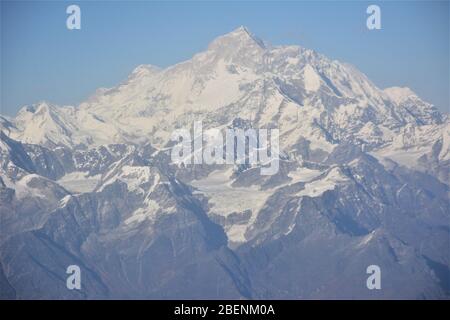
left=1, top=27, right=449, bottom=299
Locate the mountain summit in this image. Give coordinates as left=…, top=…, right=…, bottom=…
left=208, top=26, right=267, bottom=50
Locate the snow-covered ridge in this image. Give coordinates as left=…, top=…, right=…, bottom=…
left=2, top=27, right=447, bottom=170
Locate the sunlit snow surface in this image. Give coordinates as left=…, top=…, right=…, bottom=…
left=57, top=171, right=100, bottom=193
left=192, top=166, right=333, bottom=243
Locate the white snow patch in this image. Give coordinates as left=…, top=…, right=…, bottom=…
left=227, top=225, right=248, bottom=243
left=191, top=168, right=273, bottom=218
left=58, top=171, right=100, bottom=193
left=124, top=199, right=161, bottom=225
left=59, top=195, right=72, bottom=208
left=303, top=64, right=321, bottom=92
left=383, top=87, right=416, bottom=104
left=297, top=167, right=348, bottom=197
left=288, top=167, right=322, bottom=184
left=192, top=167, right=275, bottom=244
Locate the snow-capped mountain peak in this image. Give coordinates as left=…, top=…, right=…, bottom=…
left=208, top=25, right=266, bottom=51
left=3, top=27, right=447, bottom=156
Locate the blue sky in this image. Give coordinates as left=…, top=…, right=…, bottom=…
left=1, top=0, right=449, bottom=115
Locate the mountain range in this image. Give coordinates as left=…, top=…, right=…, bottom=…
left=0, top=26, right=449, bottom=299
